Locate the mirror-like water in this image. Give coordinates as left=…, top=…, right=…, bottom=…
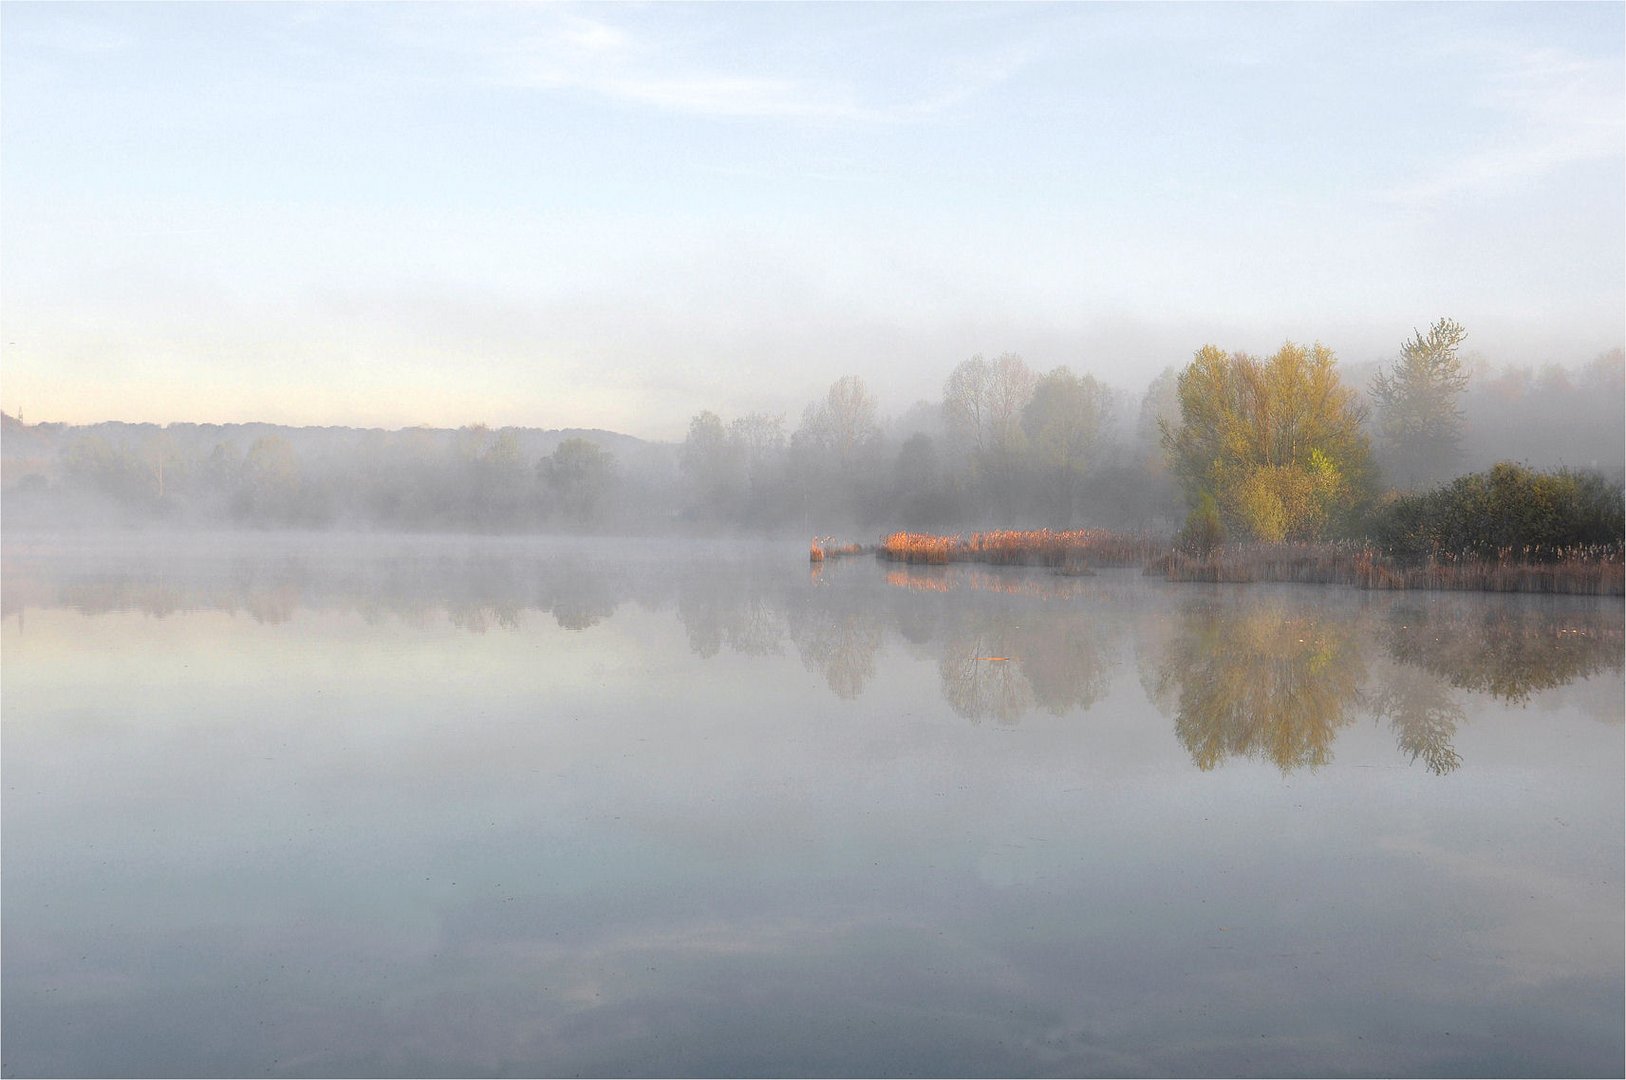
left=3, top=535, right=1621, bottom=1077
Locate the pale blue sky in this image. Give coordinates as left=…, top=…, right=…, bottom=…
left=2, top=2, right=1621, bottom=437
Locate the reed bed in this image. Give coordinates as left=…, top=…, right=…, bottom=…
left=870, top=531, right=1622, bottom=594
left=879, top=529, right=1163, bottom=569
left=1151, top=543, right=1624, bottom=595
left=878, top=532, right=959, bottom=564
left=809, top=538, right=868, bottom=563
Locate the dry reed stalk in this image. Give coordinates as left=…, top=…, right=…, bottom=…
left=880, top=528, right=1162, bottom=568
left=811, top=537, right=867, bottom=562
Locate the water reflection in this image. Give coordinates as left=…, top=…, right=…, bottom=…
left=6, top=539, right=1620, bottom=772
left=8, top=545, right=643, bottom=633
left=1144, top=601, right=1367, bottom=772
left=939, top=623, right=1034, bottom=724
left=1136, top=590, right=1625, bottom=774
left=790, top=608, right=885, bottom=699
left=1367, top=667, right=1467, bottom=775
left=934, top=607, right=1118, bottom=724
left=6, top=540, right=1621, bottom=1078
left=677, top=576, right=785, bottom=658
left=1382, top=605, right=1624, bottom=704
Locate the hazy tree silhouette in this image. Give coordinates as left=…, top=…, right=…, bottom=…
left=1021, top=367, right=1113, bottom=527
left=540, top=437, right=618, bottom=526
left=944, top=352, right=1035, bottom=520
left=1370, top=318, right=1470, bottom=489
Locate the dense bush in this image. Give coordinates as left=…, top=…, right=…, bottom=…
left=1175, top=492, right=1225, bottom=556
left=1371, top=462, right=1624, bottom=565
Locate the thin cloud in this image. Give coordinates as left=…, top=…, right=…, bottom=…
left=1384, top=43, right=1623, bottom=208
left=475, top=9, right=1035, bottom=123
left=16, top=13, right=134, bottom=55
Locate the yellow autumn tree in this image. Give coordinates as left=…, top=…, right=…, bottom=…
left=1161, top=341, right=1374, bottom=541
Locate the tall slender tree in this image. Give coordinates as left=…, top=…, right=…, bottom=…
left=943, top=353, right=1035, bottom=518
left=1369, top=318, right=1470, bottom=489
left=1021, top=366, right=1111, bottom=525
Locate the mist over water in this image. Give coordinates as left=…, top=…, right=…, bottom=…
left=4, top=534, right=1620, bottom=1077
left=4, top=4, right=1624, bottom=1075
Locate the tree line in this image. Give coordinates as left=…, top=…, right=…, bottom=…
left=4, top=321, right=1622, bottom=538
left=1156, top=320, right=1623, bottom=559
left=4, top=420, right=661, bottom=531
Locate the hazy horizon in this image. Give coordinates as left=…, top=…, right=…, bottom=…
left=3, top=3, right=1623, bottom=441
left=3, top=337, right=1623, bottom=445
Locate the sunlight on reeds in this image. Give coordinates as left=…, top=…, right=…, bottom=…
left=810, top=537, right=867, bottom=562
left=879, top=529, right=1161, bottom=569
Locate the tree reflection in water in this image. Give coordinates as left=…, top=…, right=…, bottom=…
left=446, top=600, right=523, bottom=633
left=884, top=564, right=1121, bottom=724
left=1382, top=604, right=1624, bottom=704
left=14, top=542, right=1622, bottom=769
left=789, top=608, right=885, bottom=699
left=1366, top=665, right=1466, bottom=775
left=935, top=611, right=1118, bottom=724
left=1145, top=601, right=1368, bottom=772
left=1140, top=592, right=1623, bottom=774
left=1023, top=617, right=1116, bottom=716
left=677, top=582, right=785, bottom=658
left=939, top=619, right=1035, bottom=725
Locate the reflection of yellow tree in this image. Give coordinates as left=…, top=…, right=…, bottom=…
left=1367, top=665, right=1465, bottom=775
left=1148, top=602, right=1367, bottom=772
left=1384, top=606, right=1624, bottom=704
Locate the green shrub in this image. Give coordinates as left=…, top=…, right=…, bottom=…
left=1176, top=492, right=1226, bottom=556
left=1371, top=462, right=1624, bottom=565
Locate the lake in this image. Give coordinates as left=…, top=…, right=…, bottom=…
left=3, top=534, right=1621, bottom=1078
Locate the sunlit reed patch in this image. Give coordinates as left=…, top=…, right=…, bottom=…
left=879, top=529, right=1162, bottom=569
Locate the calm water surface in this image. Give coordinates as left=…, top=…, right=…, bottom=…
left=3, top=535, right=1622, bottom=1077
